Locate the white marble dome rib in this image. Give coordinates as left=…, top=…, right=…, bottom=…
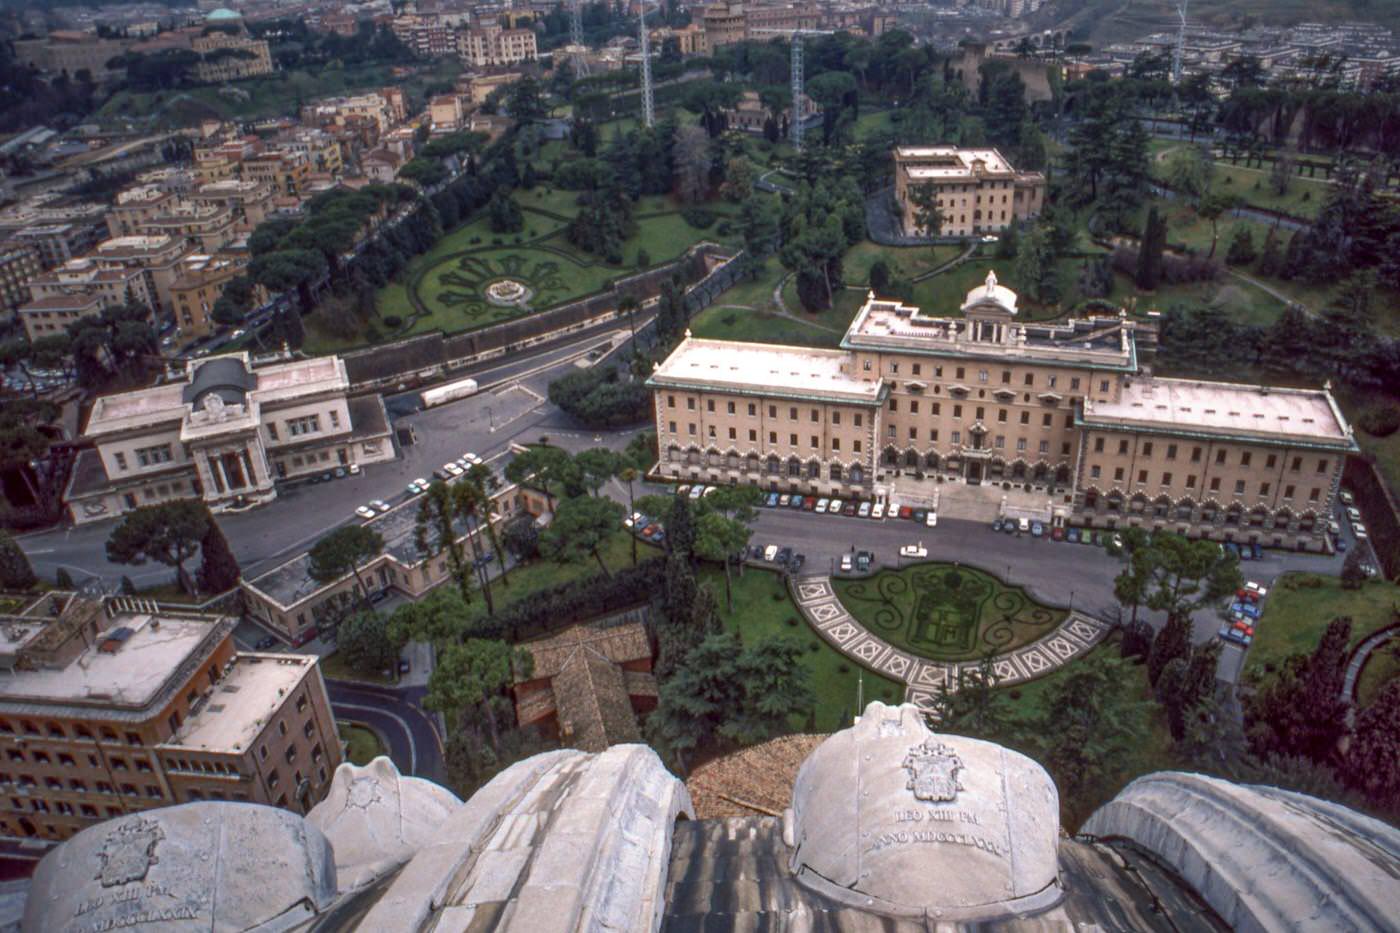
left=1082, top=771, right=1400, bottom=933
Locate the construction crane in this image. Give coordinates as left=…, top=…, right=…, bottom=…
left=750, top=27, right=835, bottom=150
left=639, top=0, right=654, bottom=127
left=1171, top=0, right=1188, bottom=85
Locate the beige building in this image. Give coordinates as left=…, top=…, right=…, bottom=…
left=107, top=185, right=180, bottom=239
left=188, top=178, right=276, bottom=232
left=893, top=146, right=1045, bottom=238
left=170, top=253, right=257, bottom=339
left=243, top=481, right=553, bottom=645
left=242, top=151, right=311, bottom=197
left=429, top=93, right=466, bottom=131
left=17, top=257, right=153, bottom=339
left=464, top=72, right=521, bottom=107
left=459, top=25, right=537, bottom=67
left=140, top=200, right=238, bottom=252
left=701, top=3, right=748, bottom=50
left=191, top=31, right=275, bottom=83
left=90, top=234, right=189, bottom=319
left=648, top=275, right=1355, bottom=551
left=64, top=352, right=396, bottom=525
left=0, top=594, right=340, bottom=843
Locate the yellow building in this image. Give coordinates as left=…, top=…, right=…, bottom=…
left=893, top=146, right=1045, bottom=238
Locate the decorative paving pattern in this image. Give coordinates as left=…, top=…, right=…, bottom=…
left=789, top=574, right=1111, bottom=714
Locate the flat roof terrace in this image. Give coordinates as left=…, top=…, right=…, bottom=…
left=163, top=653, right=314, bottom=753
left=648, top=337, right=884, bottom=406
left=1081, top=378, right=1356, bottom=449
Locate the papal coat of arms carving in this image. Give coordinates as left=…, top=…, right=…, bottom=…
left=902, top=739, right=965, bottom=802
left=95, top=817, right=164, bottom=887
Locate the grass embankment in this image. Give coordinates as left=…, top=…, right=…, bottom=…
left=1248, top=573, right=1400, bottom=705
left=338, top=723, right=387, bottom=766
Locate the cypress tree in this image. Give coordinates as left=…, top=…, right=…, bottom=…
left=1147, top=612, right=1192, bottom=687
left=0, top=530, right=37, bottom=590
left=196, top=519, right=241, bottom=594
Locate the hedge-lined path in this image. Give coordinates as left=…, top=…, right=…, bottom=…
left=789, top=573, right=1112, bottom=712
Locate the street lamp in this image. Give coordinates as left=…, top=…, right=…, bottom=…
left=485, top=405, right=495, bottom=431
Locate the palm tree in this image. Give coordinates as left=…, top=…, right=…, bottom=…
left=465, top=463, right=510, bottom=586
left=620, top=466, right=639, bottom=566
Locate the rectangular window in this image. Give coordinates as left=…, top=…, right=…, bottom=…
left=114, top=451, right=127, bottom=471
left=728, top=427, right=736, bottom=440
left=889, top=398, right=898, bottom=412
left=952, top=431, right=962, bottom=445
left=1217, top=450, right=1227, bottom=465
left=1234, top=480, right=1246, bottom=494
left=1094, top=437, right=1104, bottom=453
left=668, top=421, right=676, bottom=433
left=1002, top=370, right=1012, bottom=384
left=1038, top=440, right=1049, bottom=455
left=908, top=427, right=917, bottom=439
left=1186, top=475, right=1196, bottom=488
left=811, top=409, right=819, bottom=422
left=789, top=407, right=797, bottom=419
left=287, top=415, right=321, bottom=437
left=912, top=364, right=922, bottom=376
left=998, top=409, right=1008, bottom=422
left=687, top=398, right=696, bottom=410
left=929, top=429, right=939, bottom=442
left=910, top=401, right=919, bottom=414
left=667, top=395, right=675, bottom=408
left=727, top=401, right=735, bottom=415
left=328, top=410, right=339, bottom=428
left=1021, top=412, right=1030, bottom=425
left=1119, top=440, right=1129, bottom=455
left=1024, top=373, right=1033, bottom=386
left=749, top=429, right=757, bottom=442
left=1260, top=482, right=1271, bottom=496
left=976, top=407, right=985, bottom=420
left=1240, top=452, right=1252, bottom=467
left=748, top=403, right=756, bottom=416
left=853, top=440, right=862, bottom=453
left=769, top=405, right=777, bottom=418
left=1138, top=470, right=1148, bottom=483
left=706, top=399, right=715, bottom=413
left=889, top=361, right=899, bottom=374
left=687, top=423, right=696, bottom=435
left=267, top=422, right=279, bottom=440
left=1142, top=442, right=1153, bottom=457
left=789, top=434, right=797, bottom=445
left=1210, top=477, right=1221, bottom=492
left=1191, top=446, right=1202, bottom=462
left=1317, top=459, right=1329, bottom=474
left=1162, top=472, right=1172, bottom=485
left=1070, top=377, right=1081, bottom=391
left=931, top=403, right=941, bottom=416
left=768, top=431, right=776, bottom=443
left=977, top=369, right=988, bottom=383
left=854, top=414, right=862, bottom=427
left=956, top=367, right=965, bottom=379
left=1166, top=444, right=1177, bottom=460
left=832, top=412, right=841, bottom=425
left=1115, top=467, right=1125, bottom=481
left=1266, top=454, right=1276, bottom=469
left=1100, top=380, right=1110, bottom=393
left=811, top=435, right=820, bottom=448
left=1310, top=487, right=1321, bottom=501
left=1041, top=413, right=1052, bottom=427
left=953, top=405, right=962, bottom=419
left=1284, top=484, right=1295, bottom=499
left=832, top=438, right=840, bottom=451
left=134, top=444, right=173, bottom=467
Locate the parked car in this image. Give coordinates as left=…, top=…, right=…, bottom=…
left=1030, top=521, right=1043, bottom=537
left=843, top=501, right=857, bottom=517
left=898, top=506, right=913, bottom=520
left=764, top=544, right=780, bottom=562
left=1110, top=532, right=1123, bottom=550
left=689, top=485, right=705, bottom=499
left=815, top=498, right=829, bottom=513
left=1337, top=538, right=1349, bottom=552
left=254, top=636, right=278, bottom=650
left=462, top=452, right=483, bottom=466
left=443, top=462, right=464, bottom=477
left=1225, top=542, right=1240, bottom=557
left=1239, top=546, right=1252, bottom=561
left=624, top=512, right=643, bottom=528
left=1346, top=506, right=1362, bottom=523
left=406, top=480, right=426, bottom=495
left=355, top=505, right=376, bottom=520
left=678, top=485, right=692, bottom=497
left=1219, top=624, right=1253, bottom=647
left=765, top=492, right=780, bottom=507
left=776, top=547, right=793, bottom=566
left=371, top=500, right=391, bottom=513
left=1230, top=600, right=1262, bottom=619
left=912, top=509, right=927, bottom=524
left=829, top=499, right=844, bottom=515
left=872, top=503, right=885, bottom=520
left=1328, top=520, right=1342, bottom=536
left=855, top=551, right=872, bottom=573
left=925, top=511, right=938, bottom=527
left=991, top=518, right=1004, bottom=532
left=1244, top=581, right=1269, bottom=598
left=646, top=526, right=665, bottom=543
left=1003, top=520, right=1016, bottom=535
left=900, top=543, right=928, bottom=559
left=348, top=464, right=361, bottom=475
left=858, top=502, right=871, bottom=518
left=803, top=496, right=817, bottom=511
left=1017, top=517, right=1030, bottom=534
left=1066, top=528, right=1080, bottom=543
left=839, top=553, right=853, bottom=572
left=1051, top=526, right=1065, bottom=541
left=1339, top=490, right=1355, bottom=506
left=778, top=494, right=791, bottom=507
left=1354, top=523, right=1369, bottom=541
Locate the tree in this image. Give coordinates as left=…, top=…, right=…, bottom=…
left=1032, top=650, right=1146, bottom=825
left=426, top=637, right=530, bottom=757
left=105, top=500, right=210, bottom=595
left=673, top=124, right=711, bottom=203
left=1246, top=617, right=1353, bottom=765
left=416, top=480, right=473, bottom=605
left=1269, top=153, right=1293, bottom=196
left=1113, top=555, right=1151, bottom=627
left=1166, top=147, right=1214, bottom=199
left=574, top=448, right=621, bottom=496
left=339, top=611, right=399, bottom=675
left=719, top=157, right=755, bottom=202
left=667, top=493, right=695, bottom=558
left=1147, top=612, right=1193, bottom=687
left=307, top=525, right=385, bottom=614
left=387, top=586, right=470, bottom=648
left=501, top=515, right=540, bottom=563
left=1256, top=225, right=1284, bottom=277
left=1158, top=640, right=1221, bottom=740
left=1197, top=193, right=1237, bottom=260
left=931, top=655, right=1015, bottom=743
left=504, top=445, right=583, bottom=498
left=195, top=520, right=240, bottom=593
left=721, top=635, right=814, bottom=745
left=1136, top=205, right=1168, bottom=290
left=692, top=511, right=752, bottom=611
left=540, top=495, right=624, bottom=577
left=0, top=530, right=37, bottom=590
left=908, top=183, right=944, bottom=237
left=648, top=630, right=743, bottom=772
left=1139, top=533, right=1242, bottom=619
left=1340, top=549, right=1368, bottom=590
left=1342, top=679, right=1400, bottom=808
left=1225, top=225, right=1257, bottom=266
left=505, top=75, right=546, bottom=124
left=1014, top=225, right=1060, bottom=305
left=487, top=190, right=523, bottom=233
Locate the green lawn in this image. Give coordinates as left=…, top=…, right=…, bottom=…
left=907, top=256, right=1106, bottom=322
left=843, top=241, right=961, bottom=287
left=689, top=305, right=843, bottom=349
left=1357, top=640, right=1400, bottom=708
left=706, top=566, right=904, bottom=732
left=338, top=723, right=387, bottom=766
left=711, top=257, right=786, bottom=310
left=320, top=650, right=395, bottom=685
left=833, top=562, right=1067, bottom=663
left=1247, top=573, right=1400, bottom=684
left=780, top=281, right=868, bottom=331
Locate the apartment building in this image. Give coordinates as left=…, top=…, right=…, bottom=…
left=188, top=178, right=276, bottom=232
left=191, top=31, right=275, bottom=83
left=17, top=257, right=152, bottom=339
left=10, top=222, right=105, bottom=271
left=64, top=352, right=396, bottom=524
left=893, top=146, right=1045, bottom=238
left=90, top=234, right=189, bottom=318
left=459, top=25, right=537, bottom=67
left=140, top=200, right=238, bottom=253
left=273, top=130, right=343, bottom=177
left=0, top=594, right=341, bottom=843
left=701, top=3, right=747, bottom=50
left=648, top=275, right=1355, bottom=551
left=0, top=196, right=109, bottom=265
left=463, top=72, right=521, bottom=107
left=170, top=253, right=255, bottom=339
left=243, top=481, right=552, bottom=645
left=0, top=244, right=39, bottom=313
left=430, top=94, right=466, bottom=131
left=107, top=185, right=180, bottom=238
left=242, top=151, right=312, bottom=197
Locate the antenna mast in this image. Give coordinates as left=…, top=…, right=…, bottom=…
left=790, top=34, right=804, bottom=149
left=639, top=1, right=655, bottom=127
left=1172, top=0, right=1188, bottom=84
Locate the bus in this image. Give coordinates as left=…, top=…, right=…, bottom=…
left=420, top=376, right=478, bottom=408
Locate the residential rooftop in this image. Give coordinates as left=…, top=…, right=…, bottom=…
left=164, top=654, right=315, bottom=752
left=648, top=336, right=885, bottom=405
left=894, top=146, right=1025, bottom=179
left=1082, top=377, right=1356, bottom=449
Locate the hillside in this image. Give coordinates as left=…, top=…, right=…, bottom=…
left=1037, top=0, right=1400, bottom=47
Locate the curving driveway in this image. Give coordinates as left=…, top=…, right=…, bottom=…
left=327, top=681, right=446, bottom=784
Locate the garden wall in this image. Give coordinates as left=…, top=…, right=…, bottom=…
left=344, top=242, right=737, bottom=393
left=1343, top=455, right=1400, bottom=582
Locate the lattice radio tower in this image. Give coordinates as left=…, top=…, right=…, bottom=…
left=751, top=28, right=833, bottom=151
left=639, top=0, right=655, bottom=128
left=1172, top=0, right=1189, bottom=84
left=569, top=0, right=583, bottom=48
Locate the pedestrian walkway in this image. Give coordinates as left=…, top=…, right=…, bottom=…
left=1342, top=624, right=1398, bottom=723
left=789, top=574, right=1112, bottom=713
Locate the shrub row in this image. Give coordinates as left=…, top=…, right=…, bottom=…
left=475, top=557, right=667, bottom=642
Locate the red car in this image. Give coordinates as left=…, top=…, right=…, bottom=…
left=641, top=523, right=659, bottom=538
left=803, top=496, right=817, bottom=510
left=898, top=506, right=913, bottom=520
left=1051, top=526, right=1065, bottom=541
left=1235, top=588, right=1260, bottom=604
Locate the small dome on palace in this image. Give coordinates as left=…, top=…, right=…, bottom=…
left=206, top=8, right=243, bottom=21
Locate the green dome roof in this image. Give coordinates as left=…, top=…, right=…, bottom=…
left=206, top=8, right=243, bottom=21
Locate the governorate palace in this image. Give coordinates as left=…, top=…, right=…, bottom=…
left=647, top=272, right=1356, bottom=552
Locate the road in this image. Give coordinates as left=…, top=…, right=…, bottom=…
left=327, top=681, right=446, bottom=784
left=17, top=321, right=646, bottom=589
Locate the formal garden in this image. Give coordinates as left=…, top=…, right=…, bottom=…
left=832, top=563, right=1067, bottom=663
